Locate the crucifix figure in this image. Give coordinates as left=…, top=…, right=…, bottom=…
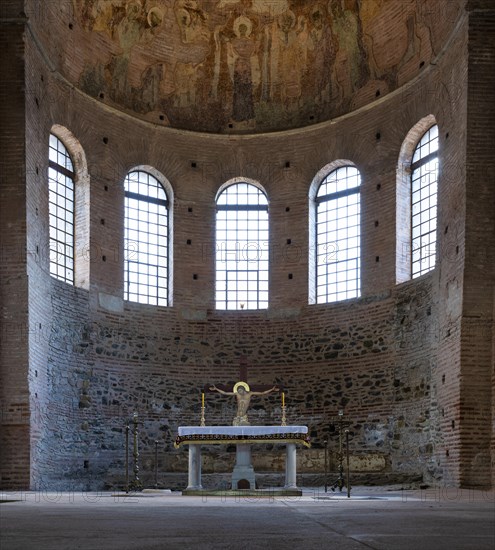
left=206, top=356, right=280, bottom=426
left=209, top=381, right=278, bottom=426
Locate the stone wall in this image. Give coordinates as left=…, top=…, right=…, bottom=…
left=29, top=276, right=438, bottom=490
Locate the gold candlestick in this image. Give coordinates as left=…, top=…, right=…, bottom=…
left=200, top=393, right=206, bottom=426
left=281, top=392, right=287, bottom=426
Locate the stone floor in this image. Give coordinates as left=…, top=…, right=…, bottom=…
left=1, top=486, right=494, bottom=549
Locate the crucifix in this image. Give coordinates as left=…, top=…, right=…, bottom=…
left=204, top=356, right=281, bottom=426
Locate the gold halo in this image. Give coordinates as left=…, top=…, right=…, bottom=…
left=233, top=381, right=250, bottom=393
left=233, top=15, right=253, bottom=38
left=147, top=7, right=164, bottom=28
left=277, top=10, right=296, bottom=30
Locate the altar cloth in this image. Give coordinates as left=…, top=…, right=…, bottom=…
left=178, top=426, right=308, bottom=436
left=175, top=425, right=310, bottom=448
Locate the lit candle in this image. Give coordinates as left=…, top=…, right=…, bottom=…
left=282, top=392, right=285, bottom=407
left=202, top=392, right=204, bottom=408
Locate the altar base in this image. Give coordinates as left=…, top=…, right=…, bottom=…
left=232, top=444, right=256, bottom=490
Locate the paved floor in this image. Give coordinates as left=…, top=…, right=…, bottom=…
left=1, top=487, right=494, bottom=549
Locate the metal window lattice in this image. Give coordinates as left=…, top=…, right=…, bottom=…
left=48, top=134, right=75, bottom=284
left=216, top=183, right=269, bottom=310
left=411, top=125, right=439, bottom=278
left=316, top=166, right=361, bottom=304
left=124, top=171, right=169, bottom=306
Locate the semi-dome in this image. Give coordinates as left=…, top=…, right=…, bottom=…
left=29, top=0, right=462, bottom=133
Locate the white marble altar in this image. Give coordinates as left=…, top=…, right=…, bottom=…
left=175, top=426, right=310, bottom=492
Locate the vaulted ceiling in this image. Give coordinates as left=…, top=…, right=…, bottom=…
left=29, top=0, right=463, bottom=133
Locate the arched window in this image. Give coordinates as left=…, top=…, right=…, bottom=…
left=124, top=170, right=169, bottom=306
left=411, top=125, right=439, bottom=278
left=216, top=181, right=269, bottom=310
left=315, top=166, right=361, bottom=303
left=48, top=134, right=75, bottom=284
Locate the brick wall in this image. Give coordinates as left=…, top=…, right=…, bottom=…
left=460, top=4, right=495, bottom=487
left=0, top=3, right=30, bottom=490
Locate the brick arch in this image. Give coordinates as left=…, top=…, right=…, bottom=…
left=216, top=176, right=268, bottom=202
left=308, top=159, right=359, bottom=201
left=125, top=164, right=175, bottom=204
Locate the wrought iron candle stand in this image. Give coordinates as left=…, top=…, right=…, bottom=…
left=154, top=440, right=159, bottom=489
left=330, top=410, right=351, bottom=497
left=127, top=412, right=143, bottom=492
left=125, top=423, right=130, bottom=493
left=324, top=438, right=328, bottom=493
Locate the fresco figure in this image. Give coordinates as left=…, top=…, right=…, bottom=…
left=276, top=11, right=308, bottom=106
left=330, top=0, right=368, bottom=99
left=172, top=0, right=210, bottom=108
left=175, top=0, right=209, bottom=44
left=306, top=4, right=336, bottom=105
left=174, top=62, right=198, bottom=107
left=228, top=17, right=259, bottom=123
left=108, top=0, right=146, bottom=104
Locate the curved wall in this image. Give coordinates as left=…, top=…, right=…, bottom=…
left=19, top=5, right=492, bottom=490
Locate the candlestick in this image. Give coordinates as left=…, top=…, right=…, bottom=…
left=200, top=392, right=205, bottom=427
left=282, top=392, right=285, bottom=407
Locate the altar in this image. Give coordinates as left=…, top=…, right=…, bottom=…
left=175, top=425, right=310, bottom=495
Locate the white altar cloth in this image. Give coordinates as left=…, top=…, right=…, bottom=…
left=178, top=426, right=308, bottom=436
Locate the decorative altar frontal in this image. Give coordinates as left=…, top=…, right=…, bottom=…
left=175, top=425, right=311, bottom=448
